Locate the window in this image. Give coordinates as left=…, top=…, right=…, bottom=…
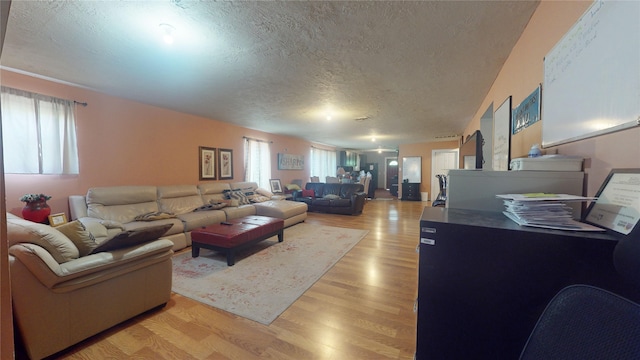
left=244, top=137, right=271, bottom=189
left=310, top=147, right=336, bottom=181
left=1, top=86, right=79, bottom=174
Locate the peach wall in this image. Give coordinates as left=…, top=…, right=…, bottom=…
left=398, top=140, right=459, bottom=196
left=464, top=0, right=640, bottom=196
left=1, top=70, right=320, bottom=216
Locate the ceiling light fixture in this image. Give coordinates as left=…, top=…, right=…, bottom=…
left=371, top=137, right=376, bottom=142
left=159, top=23, right=176, bottom=45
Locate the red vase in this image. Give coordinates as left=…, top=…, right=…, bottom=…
left=22, top=200, right=52, bottom=224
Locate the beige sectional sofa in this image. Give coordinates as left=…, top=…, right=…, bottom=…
left=69, top=181, right=308, bottom=251
left=7, top=213, right=174, bottom=360
left=8, top=181, right=306, bottom=359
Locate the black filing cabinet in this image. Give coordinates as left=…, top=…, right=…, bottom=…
left=401, top=182, right=420, bottom=201
left=415, top=207, right=633, bottom=359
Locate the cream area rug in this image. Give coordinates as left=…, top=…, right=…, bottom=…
left=171, top=223, right=368, bottom=325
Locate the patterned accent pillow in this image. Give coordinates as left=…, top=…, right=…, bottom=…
left=229, top=190, right=251, bottom=205
left=222, top=189, right=233, bottom=199
left=243, top=190, right=255, bottom=197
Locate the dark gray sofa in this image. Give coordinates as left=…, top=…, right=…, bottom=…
left=292, top=182, right=366, bottom=215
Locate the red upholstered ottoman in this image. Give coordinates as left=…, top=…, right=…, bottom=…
left=190, top=215, right=284, bottom=266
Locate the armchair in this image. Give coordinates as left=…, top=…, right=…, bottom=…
left=7, top=213, right=174, bottom=359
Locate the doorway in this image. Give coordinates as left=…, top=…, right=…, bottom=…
left=430, top=149, right=458, bottom=201
left=385, top=157, right=398, bottom=190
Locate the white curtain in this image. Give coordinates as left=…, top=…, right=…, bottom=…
left=244, top=138, right=271, bottom=189
left=310, top=147, right=336, bottom=181
left=1, top=86, right=79, bottom=174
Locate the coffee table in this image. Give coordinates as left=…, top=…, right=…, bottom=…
left=190, top=215, right=284, bottom=266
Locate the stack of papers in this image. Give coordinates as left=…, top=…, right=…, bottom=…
left=497, top=193, right=604, bottom=231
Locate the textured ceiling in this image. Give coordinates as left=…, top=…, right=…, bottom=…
left=1, top=0, right=539, bottom=151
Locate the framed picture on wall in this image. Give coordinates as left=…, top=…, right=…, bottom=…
left=278, top=153, right=304, bottom=170
left=199, top=146, right=217, bottom=180
left=512, top=85, right=541, bottom=135
left=218, top=148, right=233, bottom=180
left=493, top=96, right=512, bottom=171
left=269, top=179, right=283, bottom=194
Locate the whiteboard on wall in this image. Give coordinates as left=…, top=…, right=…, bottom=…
left=542, top=0, right=640, bottom=147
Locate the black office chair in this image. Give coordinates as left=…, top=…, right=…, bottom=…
left=520, top=228, right=640, bottom=360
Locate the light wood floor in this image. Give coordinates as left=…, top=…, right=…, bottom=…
left=45, top=192, right=427, bottom=359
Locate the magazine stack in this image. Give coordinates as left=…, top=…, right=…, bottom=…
left=497, top=193, right=603, bottom=231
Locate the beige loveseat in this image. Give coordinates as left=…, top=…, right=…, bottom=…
left=7, top=213, right=174, bottom=360
left=69, top=182, right=308, bottom=251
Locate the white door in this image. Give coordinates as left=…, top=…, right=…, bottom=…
left=431, top=149, right=459, bottom=201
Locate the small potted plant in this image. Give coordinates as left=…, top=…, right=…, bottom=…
left=20, top=193, right=52, bottom=223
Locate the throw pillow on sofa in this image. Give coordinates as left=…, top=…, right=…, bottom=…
left=286, top=184, right=301, bottom=191
left=255, top=187, right=274, bottom=198
left=323, top=194, right=341, bottom=200
left=56, top=220, right=97, bottom=257
left=89, top=223, right=173, bottom=254
left=301, top=189, right=315, bottom=198
left=228, top=189, right=251, bottom=205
